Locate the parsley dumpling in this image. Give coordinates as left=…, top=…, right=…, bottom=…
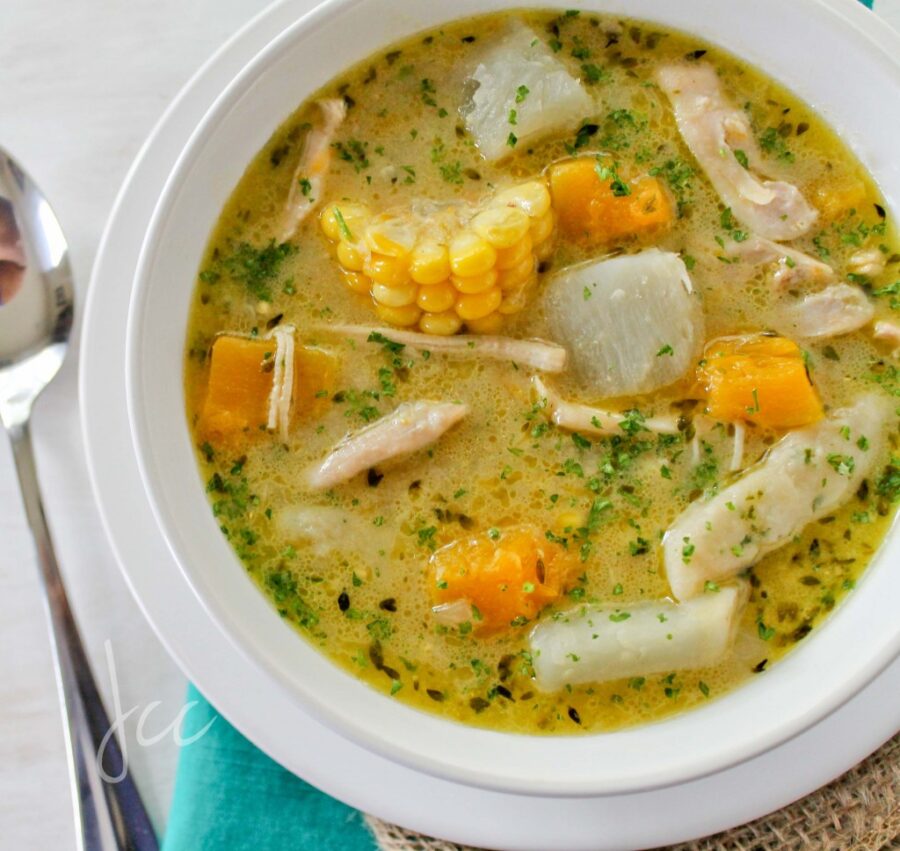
left=461, top=23, right=593, bottom=161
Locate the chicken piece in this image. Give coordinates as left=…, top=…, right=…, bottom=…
left=848, top=247, right=887, bottom=279
left=873, top=321, right=900, bottom=357
left=461, top=23, right=593, bottom=161
left=308, top=401, right=468, bottom=490
left=657, top=64, right=817, bottom=241
left=267, top=325, right=296, bottom=440
left=530, top=584, right=748, bottom=692
left=531, top=376, right=680, bottom=436
left=543, top=249, right=704, bottom=398
left=279, top=98, right=347, bottom=241
left=726, top=235, right=835, bottom=289
left=663, top=395, right=889, bottom=600
left=775, top=284, right=874, bottom=340
left=322, top=324, right=567, bottom=372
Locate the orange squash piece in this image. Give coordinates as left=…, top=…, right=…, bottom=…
left=429, top=526, right=577, bottom=635
left=548, top=157, right=673, bottom=244
left=199, top=335, right=336, bottom=444
left=697, top=334, right=823, bottom=430
left=200, top=336, right=275, bottom=441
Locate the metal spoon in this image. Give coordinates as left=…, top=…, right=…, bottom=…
left=0, top=147, right=158, bottom=851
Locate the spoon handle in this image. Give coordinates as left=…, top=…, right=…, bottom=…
left=8, top=419, right=159, bottom=851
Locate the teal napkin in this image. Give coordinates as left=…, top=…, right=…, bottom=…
left=163, top=684, right=375, bottom=850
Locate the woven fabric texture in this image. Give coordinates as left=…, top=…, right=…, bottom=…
left=365, top=733, right=899, bottom=851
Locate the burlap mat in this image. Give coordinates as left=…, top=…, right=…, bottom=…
left=366, top=733, right=899, bottom=851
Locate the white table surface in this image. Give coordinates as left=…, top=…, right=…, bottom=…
left=3, top=1, right=900, bottom=849
left=0, top=2, right=265, bottom=847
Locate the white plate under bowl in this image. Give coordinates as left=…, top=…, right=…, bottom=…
left=125, top=0, right=900, bottom=800
left=82, top=0, right=900, bottom=847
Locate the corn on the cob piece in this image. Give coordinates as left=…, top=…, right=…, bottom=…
left=319, top=178, right=553, bottom=335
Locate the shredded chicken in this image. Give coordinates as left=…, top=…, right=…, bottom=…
left=532, top=376, right=680, bottom=436
left=873, top=320, right=900, bottom=356
left=726, top=235, right=835, bottom=289
left=308, top=401, right=469, bottom=490
left=657, top=64, right=817, bottom=241
left=530, top=584, right=748, bottom=692
left=321, top=324, right=567, bottom=372
left=849, top=247, right=887, bottom=278
left=279, top=98, right=347, bottom=241
left=431, top=600, right=474, bottom=626
left=266, top=325, right=296, bottom=440
left=777, top=284, right=874, bottom=339
left=663, top=395, right=889, bottom=600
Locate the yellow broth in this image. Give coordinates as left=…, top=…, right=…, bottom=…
left=183, top=10, right=900, bottom=733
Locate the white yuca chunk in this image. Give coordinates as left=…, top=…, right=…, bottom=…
left=543, top=249, right=704, bottom=398
left=530, top=584, right=749, bottom=692
left=663, top=395, right=889, bottom=601
left=531, top=376, right=681, bottom=436
left=461, top=23, right=593, bottom=161
left=657, top=65, right=817, bottom=241
left=775, top=284, right=874, bottom=340
left=727, top=235, right=835, bottom=289
left=308, top=401, right=468, bottom=490
left=276, top=506, right=391, bottom=558
left=321, top=323, right=567, bottom=372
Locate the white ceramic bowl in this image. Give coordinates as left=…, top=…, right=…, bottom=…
left=126, top=0, right=900, bottom=797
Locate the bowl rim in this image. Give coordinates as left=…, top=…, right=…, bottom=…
left=125, top=0, right=900, bottom=797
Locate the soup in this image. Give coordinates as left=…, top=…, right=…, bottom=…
left=183, top=10, right=900, bottom=734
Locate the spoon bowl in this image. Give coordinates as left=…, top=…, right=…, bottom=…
left=0, top=146, right=157, bottom=851
left=0, top=148, right=73, bottom=425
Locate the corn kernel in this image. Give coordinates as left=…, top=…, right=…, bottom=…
left=557, top=511, right=582, bottom=532
left=495, top=233, right=533, bottom=270
left=372, top=281, right=417, bottom=307
left=419, top=310, right=463, bottom=336
left=341, top=269, right=371, bottom=294
left=497, top=254, right=535, bottom=291
left=451, top=267, right=498, bottom=295
left=471, top=206, right=531, bottom=249
left=320, top=203, right=371, bottom=242
left=365, top=216, right=417, bottom=257
left=410, top=241, right=451, bottom=284
left=455, top=286, right=502, bottom=321
left=494, top=181, right=552, bottom=219
left=336, top=240, right=366, bottom=272
left=416, top=281, right=457, bottom=313
left=449, top=231, right=497, bottom=277
left=364, top=253, right=409, bottom=287
left=465, top=312, right=504, bottom=335
left=530, top=209, right=555, bottom=245
left=375, top=302, right=422, bottom=327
